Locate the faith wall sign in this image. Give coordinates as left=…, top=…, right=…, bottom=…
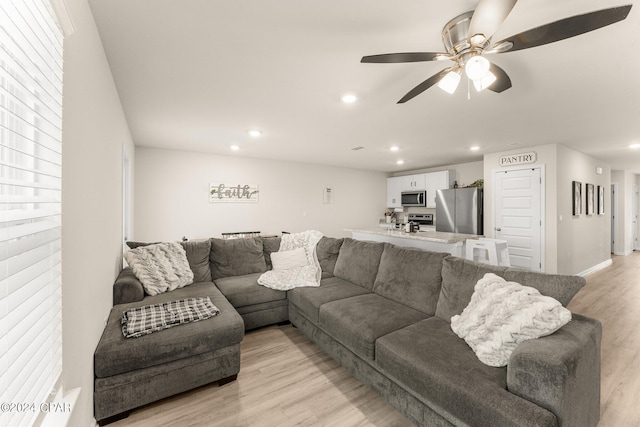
left=210, top=183, right=259, bottom=203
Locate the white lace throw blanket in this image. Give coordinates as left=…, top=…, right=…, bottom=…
left=258, top=230, right=324, bottom=291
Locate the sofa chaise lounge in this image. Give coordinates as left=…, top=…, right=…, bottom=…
left=94, top=236, right=600, bottom=427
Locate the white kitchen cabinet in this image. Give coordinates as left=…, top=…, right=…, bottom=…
left=388, top=171, right=454, bottom=208
left=386, top=176, right=403, bottom=208
left=425, top=170, right=455, bottom=208
left=402, top=174, right=426, bottom=191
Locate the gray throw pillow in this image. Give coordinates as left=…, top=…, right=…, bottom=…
left=209, top=237, right=267, bottom=279
left=435, top=256, right=585, bottom=323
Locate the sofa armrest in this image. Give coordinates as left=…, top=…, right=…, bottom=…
left=113, top=267, right=145, bottom=305
left=507, top=314, right=602, bottom=427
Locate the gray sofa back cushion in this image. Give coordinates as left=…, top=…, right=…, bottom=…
left=316, top=237, right=344, bottom=275
left=373, top=245, right=448, bottom=315
left=333, top=238, right=385, bottom=290
left=209, top=237, right=267, bottom=280
left=435, top=256, right=586, bottom=322
left=180, top=240, right=212, bottom=283
left=262, top=237, right=282, bottom=270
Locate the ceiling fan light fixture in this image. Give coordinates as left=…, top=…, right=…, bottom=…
left=472, top=71, right=497, bottom=92
left=469, top=33, right=487, bottom=46
left=465, top=55, right=490, bottom=81
left=437, top=70, right=462, bottom=94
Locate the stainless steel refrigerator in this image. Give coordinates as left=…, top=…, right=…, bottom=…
left=435, top=188, right=483, bottom=235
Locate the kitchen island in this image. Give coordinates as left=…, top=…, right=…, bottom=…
left=346, top=228, right=482, bottom=257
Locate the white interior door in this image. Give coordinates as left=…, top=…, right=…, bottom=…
left=494, top=168, right=543, bottom=271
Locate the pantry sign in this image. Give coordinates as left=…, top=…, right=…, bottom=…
left=499, top=151, right=537, bottom=167
left=210, top=183, right=259, bottom=203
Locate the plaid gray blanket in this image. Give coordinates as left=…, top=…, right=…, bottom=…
left=121, top=297, right=220, bottom=338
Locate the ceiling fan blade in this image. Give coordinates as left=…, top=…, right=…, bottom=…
left=361, top=52, right=448, bottom=63
left=487, top=63, right=512, bottom=93
left=494, top=5, right=632, bottom=53
left=397, top=69, right=451, bottom=104
left=468, top=0, right=518, bottom=40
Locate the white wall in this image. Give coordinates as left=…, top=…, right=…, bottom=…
left=62, top=0, right=134, bottom=425
left=556, top=145, right=611, bottom=275
left=611, top=170, right=636, bottom=255
left=134, top=147, right=387, bottom=240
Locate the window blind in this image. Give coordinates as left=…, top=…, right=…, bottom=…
left=0, top=0, right=63, bottom=426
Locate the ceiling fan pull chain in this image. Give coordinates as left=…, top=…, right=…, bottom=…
left=467, top=78, right=471, bottom=101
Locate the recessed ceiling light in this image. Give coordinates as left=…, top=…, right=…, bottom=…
left=341, top=94, right=357, bottom=103
left=390, top=145, right=399, bottom=152
left=248, top=130, right=262, bottom=138
left=396, top=160, right=404, bottom=165
left=230, top=145, right=240, bottom=151
left=630, top=143, right=640, bottom=149
left=470, top=146, right=480, bottom=151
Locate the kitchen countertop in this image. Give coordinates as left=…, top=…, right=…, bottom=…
left=346, top=227, right=481, bottom=244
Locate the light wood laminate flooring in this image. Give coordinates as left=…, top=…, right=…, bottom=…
left=112, top=253, right=640, bottom=427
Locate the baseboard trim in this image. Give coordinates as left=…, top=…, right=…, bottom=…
left=614, top=249, right=634, bottom=256
left=578, top=259, right=613, bottom=277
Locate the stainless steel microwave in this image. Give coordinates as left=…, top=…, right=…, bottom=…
left=401, top=191, right=426, bottom=207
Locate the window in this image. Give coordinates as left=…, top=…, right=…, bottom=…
left=0, top=0, right=63, bottom=426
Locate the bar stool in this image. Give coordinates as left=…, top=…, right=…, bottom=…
left=479, top=238, right=511, bottom=267
left=465, top=238, right=511, bottom=267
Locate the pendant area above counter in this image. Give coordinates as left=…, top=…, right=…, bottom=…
left=346, top=228, right=483, bottom=257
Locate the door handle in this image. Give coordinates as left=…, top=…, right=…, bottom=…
left=495, top=228, right=501, bottom=231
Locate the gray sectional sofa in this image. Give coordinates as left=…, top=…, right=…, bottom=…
left=94, top=236, right=601, bottom=427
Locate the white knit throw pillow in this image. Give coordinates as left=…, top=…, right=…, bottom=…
left=451, top=273, right=572, bottom=367
left=124, top=242, right=194, bottom=296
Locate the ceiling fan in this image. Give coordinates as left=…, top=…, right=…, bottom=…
left=361, top=0, right=633, bottom=103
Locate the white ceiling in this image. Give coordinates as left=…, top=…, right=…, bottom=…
left=88, top=0, right=640, bottom=173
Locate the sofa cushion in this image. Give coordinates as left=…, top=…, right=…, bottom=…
left=94, top=282, right=244, bottom=378
left=373, top=245, right=447, bottom=316
left=375, top=317, right=558, bottom=427
left=214, top=273, right=286, bottom=308
left=263, top=237, right=281, bottom=270
left=180, top=240, right=212, bottom=283
left=435, top=256, right=585, bottom=323
left=319, top=293, right=428, bottom=361
left=316, top=237, right=344, bottom=276
left=209, top=237, right=267, bottom=280
left=287, top=276, right=371, bottom=323
left=333, top=238, right=385, bottom=290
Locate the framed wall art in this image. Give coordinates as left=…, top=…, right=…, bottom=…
left=598, top=185, right=605, bottom=215
left=586, top=183, right=595, bottom=216
left=572, top=181, right=582, bottom=216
